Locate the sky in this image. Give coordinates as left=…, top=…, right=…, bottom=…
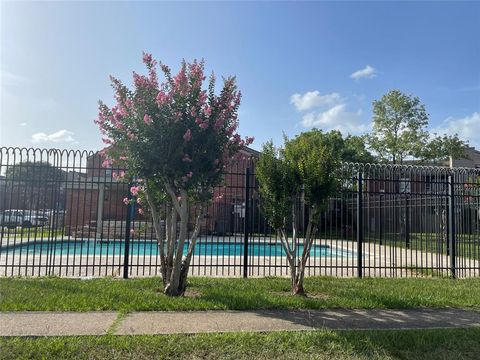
left=1, top=1, right=479, bottom=152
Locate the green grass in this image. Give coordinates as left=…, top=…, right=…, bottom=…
left=2, top=328, right=480, bottom=359
left=1, top=277, right=480, bottom=312
left=357, top=232, right=480, bottom=260
left=0, top=226, right=64, bottom=239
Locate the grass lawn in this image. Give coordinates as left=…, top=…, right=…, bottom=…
left=0, top=226, right=64, bottom=239
left=1, top=328, right=480, bottom=359
left=1, top=276, right=480, bottom=312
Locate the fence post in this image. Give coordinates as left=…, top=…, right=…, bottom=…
left=405, top=196, right=410, bottom=249
left=123, top=183, right=133, bottom=279
left=243, top=167, right=251, bottom=279
left=448, top=175, right=456, bottom=279
left=357, top=171, right=363, bottom=278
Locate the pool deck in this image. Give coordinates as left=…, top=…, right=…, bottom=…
left=0, top=235, right=478, bottom=278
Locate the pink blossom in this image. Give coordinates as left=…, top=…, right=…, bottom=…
left=199, top=92, right=207, bottom=105
left=113, top=171, right=125, bottom=180
left=123, top=197, right=130, bottom=205
left=199, top=121, right=209, bottom=130
left=214, top=117, right=225, bottom=131
left=142, top=52, right=153, bottom=64
left=138, top=208, right=144, bottom=215
left=231, top=134, right=241, bottom=145
left=102, top=138, right=113, bottom=145
left=183, top=129, right=192, bottom=142
left=133, top=72, right=150, bottom=88
left=225, top=123, right=238, bottom=136
left=156, top=91, right=168, bottom=106
left=119, top=156, right=127, bottom=161
left=143, top=114, right=152, bottom=125
left=173, top=66, right=188, bottom=96
left=102, top=159, right=112, bottom=168
left=182, top=154, right=192, bottom=163
left=160, top=63, right=171, bottom=74
left=118, top=106, right=128, bottom=117
left=245, top=136, right=255, bottom=145
left=127, top=131, right=137, bottom=140
left=204, top=106, right=211, bottom=117
left=136, top=197, right=142, bottom=204
left=187, top=171, right=193, bottom=178
left=130, top=185, right=142, bottom=196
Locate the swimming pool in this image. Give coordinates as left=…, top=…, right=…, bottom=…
left=2, top=239, right=354, bottom=258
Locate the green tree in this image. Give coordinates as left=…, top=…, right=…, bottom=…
left=339, top=133, right=375, bottom=163
left=308, top=130, right=375, bottom=164
left=369, top=90, right=465, bottom=164
left=95, top=53, right=252, bottom=296
left=5, top=161, right=65, bottom=209
left=256, top=129, right=340, bottom=295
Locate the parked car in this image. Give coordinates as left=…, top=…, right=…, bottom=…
left=0, top=210, right=49, bottom=228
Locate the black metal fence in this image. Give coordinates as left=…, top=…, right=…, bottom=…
left=1, top=147, right=479, bottom=278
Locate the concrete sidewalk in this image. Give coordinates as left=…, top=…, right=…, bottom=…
left=1, top=309, right=480, bottom=337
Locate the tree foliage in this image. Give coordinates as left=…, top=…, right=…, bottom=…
left=256, top=129, right=340, bottom=295
left=5, top=161, right=65, bottom=209
left=369, top=89, right=466, bottom=164
left=341, top=134, right=376, bottom=163
left=95, top=53, right=252, bottom=296
left=322, top=131, right=375, bottom=164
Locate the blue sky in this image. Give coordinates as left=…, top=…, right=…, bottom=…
left=1, top=1, right=479, bottom=151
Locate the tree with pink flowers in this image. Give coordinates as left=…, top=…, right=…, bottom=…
left=95, top=53, right=253, bottom=296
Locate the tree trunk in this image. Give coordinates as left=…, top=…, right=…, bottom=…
left=164, top=209, right=203, bottom=297
left=292, top=277, right=305, bottom=296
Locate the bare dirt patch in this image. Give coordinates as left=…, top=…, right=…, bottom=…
left=270, top=291, right=329, bottom=300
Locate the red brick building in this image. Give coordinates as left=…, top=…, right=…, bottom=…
left=64, top=147, right=260, bottom=239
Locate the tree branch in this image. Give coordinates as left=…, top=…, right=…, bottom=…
left=164, top=180, right=182, bottom=215
left=145, top=188, right=167, bottom=282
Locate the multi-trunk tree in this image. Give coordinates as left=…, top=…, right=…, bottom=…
left=95, top=53, right=252, bottom=296
left=256, top=130, right=340, bottom=295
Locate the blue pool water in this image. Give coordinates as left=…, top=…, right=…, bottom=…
left=2, top=239, right=353, bottom=258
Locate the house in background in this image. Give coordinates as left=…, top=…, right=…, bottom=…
left=449, top=146, right=480, bottom=169
left=361, top=145, right=480, bottom=239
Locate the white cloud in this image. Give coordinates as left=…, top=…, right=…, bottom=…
left=350, top=65, right=378, bottom=80
left=300, top=104, right=369, bottom=135
left=290, top=91, right=341, bottom=111
left=433, top=112, right=480, bottom=149
left=1, top=69, right=28, bottom=87
left=31, top=129, right=76, bottom=144
left=19, top=122, right=27, bottom=127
